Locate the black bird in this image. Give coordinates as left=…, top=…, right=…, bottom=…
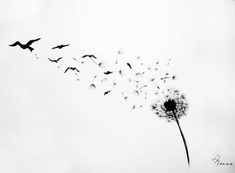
left=52, top=44, right=69, bottom=50
left=81, top=55, right=97, bottom=59
left=9, top=38, right=41, bottom=52
left=104, top=90, right=111, bottom=96
left=104, top=71, right=113, bottom=75
left=104, top=82, right=117, bottom=96
left=48, top=57, right=63, bottom=63
left=64, top=67, right=80, bottom=73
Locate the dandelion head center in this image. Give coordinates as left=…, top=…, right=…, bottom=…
left=164, top=99, right=177, bottom=113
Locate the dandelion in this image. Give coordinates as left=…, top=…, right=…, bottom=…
left=151, top=88, right=190, bottom=166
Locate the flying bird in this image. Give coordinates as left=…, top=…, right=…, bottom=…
left=9, top=38, right=41, bottom=52
left=104, top=83, right=117, bottom=96
left=81, top=55, right=97, bottom=59
left=52, top=44, right=69, bottom=50
left=64, top=67, right=80, bottom=73
left=104, top=90, right=111, bottom=96
left=81, top=54, right=102, bottom=66
left=48, top=57, right=63, bottom=63
left=104, top=71, right=113, bottom=75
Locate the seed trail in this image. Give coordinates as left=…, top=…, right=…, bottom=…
left=52, top=44, right=69, bottom=50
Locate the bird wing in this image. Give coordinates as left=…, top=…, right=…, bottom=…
left=57, top=57, right=63, bottom=61
left=52, top=45, right=59, bottom=49
left=64, top=67, right=70, bottom=73
left=104, top=71, right=113, bottom=75
left=82, top=55, right=90, bottom=58
left=9, top=41, right=22, bottom=47
left=26, top=38, right=41, bottom=45
left=91, top=55, right=97, bottom=59
left=58, top=44, right=69, bottom=49
left=104, top=90, right=111, bottom=96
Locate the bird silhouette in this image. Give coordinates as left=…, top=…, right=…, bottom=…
left=48, top=57, right=63, bottom=63
left=64, top=67, right=80, bottom=73
left=81, top=55, right=97, bottom=59
left=104, top=90, right=111, bottom=96
left=52, top=44, right=69, bottom=50
left=104, top=71, right=113, bottom=75
left=9, top=38, right=41, bottom=52
left=103, top=83, right=117, bottom=96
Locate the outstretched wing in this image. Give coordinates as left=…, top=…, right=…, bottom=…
left=26, top=38, right=41, bottom=46
left=90, top=55, right=97, bottom=59
left=9, top=41, right=22, bottom=47
left=81, top=55, right=89, bottom=58
left=51, top=46, right=59, bottom=49
left=63, top=44, right=69, bottom=47
left=75, top=68, right=80, bottom=73
left=56, top=57, right=63, bottom=61
left=52, top=44, right=69, bottom=49
left=48, top=58, right=55, bottom=62
left=64, top=67, right=70, bottom=73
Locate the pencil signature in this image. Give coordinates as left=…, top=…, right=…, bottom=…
left=211, top=152, right=233, bottom=166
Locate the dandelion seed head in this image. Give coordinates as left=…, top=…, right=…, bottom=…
left=151, top=88, right=188, bottom=122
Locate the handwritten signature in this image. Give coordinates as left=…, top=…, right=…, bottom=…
left=211, top=153, right=233, bottom=166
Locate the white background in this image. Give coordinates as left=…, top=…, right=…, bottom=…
left=0, top=0, right=235, bottom=172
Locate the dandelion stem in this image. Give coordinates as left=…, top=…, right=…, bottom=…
left=173, top=112, right=190, bottom=166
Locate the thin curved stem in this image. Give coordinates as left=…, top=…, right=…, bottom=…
left=173, top=112, right=190, bottom=166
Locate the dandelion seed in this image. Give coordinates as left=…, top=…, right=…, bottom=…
left=98, top=61, right=105, bottom=68
left=122, top=92, right=128, bottom=101
left=126, top=63, right=132, bottom=69
left=172, top=75, right=177, bottom=80
left=119, top=70, right=124, bottom=76
left=89, top=84, right=96, bottom=89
